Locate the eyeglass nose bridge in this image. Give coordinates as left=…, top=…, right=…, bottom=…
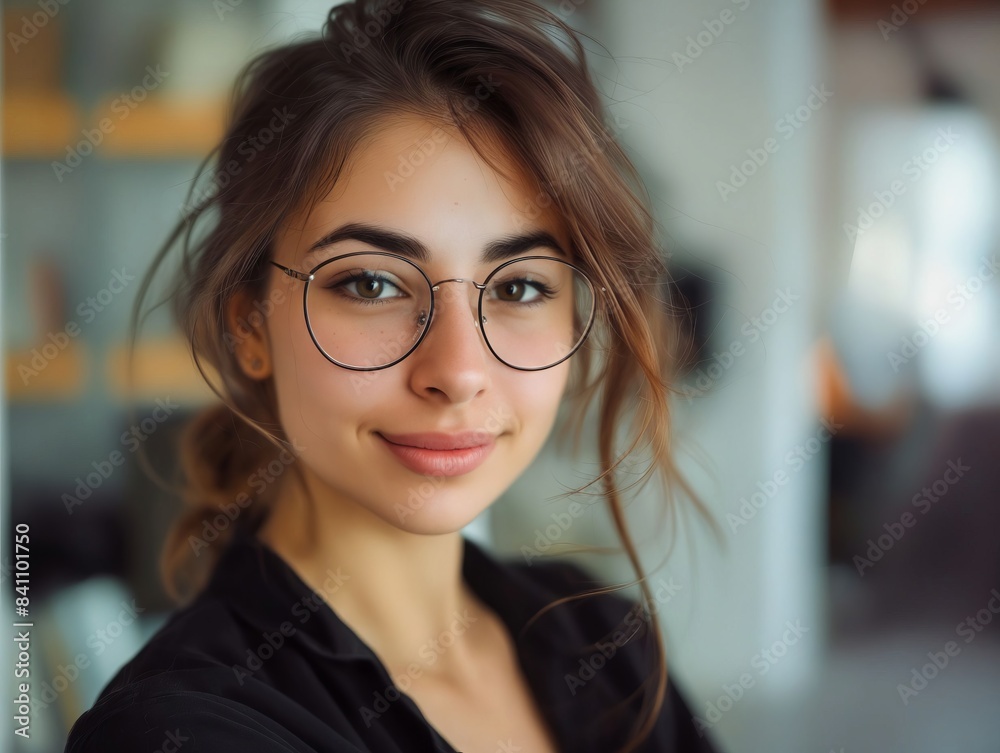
left=428, top=278, right=490, bottom=327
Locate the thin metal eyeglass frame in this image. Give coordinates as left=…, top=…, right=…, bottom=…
left=268, top=251, right=605, bottom=372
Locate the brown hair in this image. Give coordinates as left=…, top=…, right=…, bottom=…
left=127, top=1, right=722, bottom=750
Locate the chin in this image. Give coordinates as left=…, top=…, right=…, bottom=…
left=370, top=485, right=495, bottom=536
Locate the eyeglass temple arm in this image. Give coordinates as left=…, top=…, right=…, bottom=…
left=269, top=260, right=312, bottom=282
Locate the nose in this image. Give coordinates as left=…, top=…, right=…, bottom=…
left=406, top=279, right=491, bottom=403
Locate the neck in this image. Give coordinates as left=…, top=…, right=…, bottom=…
left=255, top=476, right=489, bottom=685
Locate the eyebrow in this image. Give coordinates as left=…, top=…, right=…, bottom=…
left=301, top=222, right=568, bottom=268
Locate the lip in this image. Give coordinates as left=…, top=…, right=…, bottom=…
left=375, top=431, right=496, bottom=477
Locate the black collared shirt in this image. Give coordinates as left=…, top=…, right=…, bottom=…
left=64, top=522, right=722, bottom=752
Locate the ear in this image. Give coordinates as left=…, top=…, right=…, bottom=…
left=226, top=287, right=274, bottom=380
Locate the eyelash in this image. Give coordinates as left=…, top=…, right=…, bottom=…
left=330, top=272, right=399, bottom=306
left=329, top=273, right=557, bottom=306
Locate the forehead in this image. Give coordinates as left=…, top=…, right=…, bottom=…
left=278, top=115, right=571, bottom=266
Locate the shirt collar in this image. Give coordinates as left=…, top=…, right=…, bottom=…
left=204, top=521, right=591, bottom=664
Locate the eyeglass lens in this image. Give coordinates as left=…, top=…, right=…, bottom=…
left=304, top=254, right=595, bottom=370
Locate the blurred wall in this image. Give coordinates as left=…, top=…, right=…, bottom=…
left=492, top=1, right=830, bottom=740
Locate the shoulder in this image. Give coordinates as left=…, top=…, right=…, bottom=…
left=90, top=593, right=248, bottom=689
left=501, top=555, right=724, bottom=751
left=64, top=682, right=314, bottom=752
left=63, top=594, right=346, bottom=753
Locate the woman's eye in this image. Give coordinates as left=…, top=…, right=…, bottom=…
left=490, top=278, right=547, bottom=303
left=335, top=273, right=403, bottom=303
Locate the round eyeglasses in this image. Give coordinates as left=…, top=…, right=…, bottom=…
left=269, top=252, right=604, bottom=371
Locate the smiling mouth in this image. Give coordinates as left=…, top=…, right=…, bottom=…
left=375, top=432, right=497, bottom=476
left=375, top=431, right=496, bottom=450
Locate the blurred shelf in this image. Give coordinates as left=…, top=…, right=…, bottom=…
left=93, top=97, right=227, bottom=157
left=2, top=91, right=226, bottom=158
left=1, top=92, right=82, bottom=158
left=106, top=337, right=218, bottom=406
left=5, top=341, right=88, bottom=401
left=5, top=337, right=221, bottom=405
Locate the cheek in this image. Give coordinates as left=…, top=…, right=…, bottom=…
left=505, top=364, right=570, bottom=439
left=269, top=299, right=376, bottom=443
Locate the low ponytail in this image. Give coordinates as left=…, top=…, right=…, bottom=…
left=159, top=403, right=281, bottom=604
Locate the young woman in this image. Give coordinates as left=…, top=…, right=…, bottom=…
left=65, top=1, right=723, bottom=751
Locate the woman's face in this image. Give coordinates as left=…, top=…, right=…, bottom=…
left=241, top=116, right=574, bottom=535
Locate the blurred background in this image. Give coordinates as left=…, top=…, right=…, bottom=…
left=2, top=0, right=999, bottom=751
